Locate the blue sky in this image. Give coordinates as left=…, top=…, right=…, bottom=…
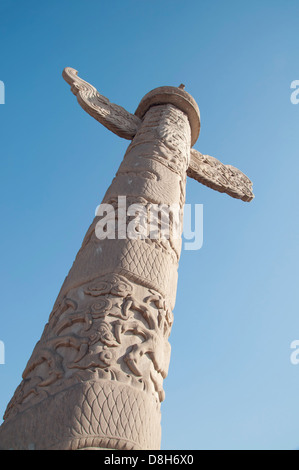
left=0, top=0, right=299, bottom=450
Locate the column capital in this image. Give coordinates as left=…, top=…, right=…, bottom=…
left=135, top=86, right=200, bottom=146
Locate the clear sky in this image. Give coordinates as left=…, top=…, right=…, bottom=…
left=0, top=0, right=299, bottom=450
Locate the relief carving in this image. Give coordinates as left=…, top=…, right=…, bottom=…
left=4, top=274, right=173, bottom=422
left=188, top=148, right=254, bottom=202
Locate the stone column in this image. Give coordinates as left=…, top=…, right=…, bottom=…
left=0, top=88, right=200, bottom=450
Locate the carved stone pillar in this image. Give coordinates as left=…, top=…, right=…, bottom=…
left=0, top=69, right=254, bottom=450
left=0, top=90, right=199, bottom=450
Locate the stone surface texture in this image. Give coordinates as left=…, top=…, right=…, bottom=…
left=0, top=69, right=254, bottom=450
